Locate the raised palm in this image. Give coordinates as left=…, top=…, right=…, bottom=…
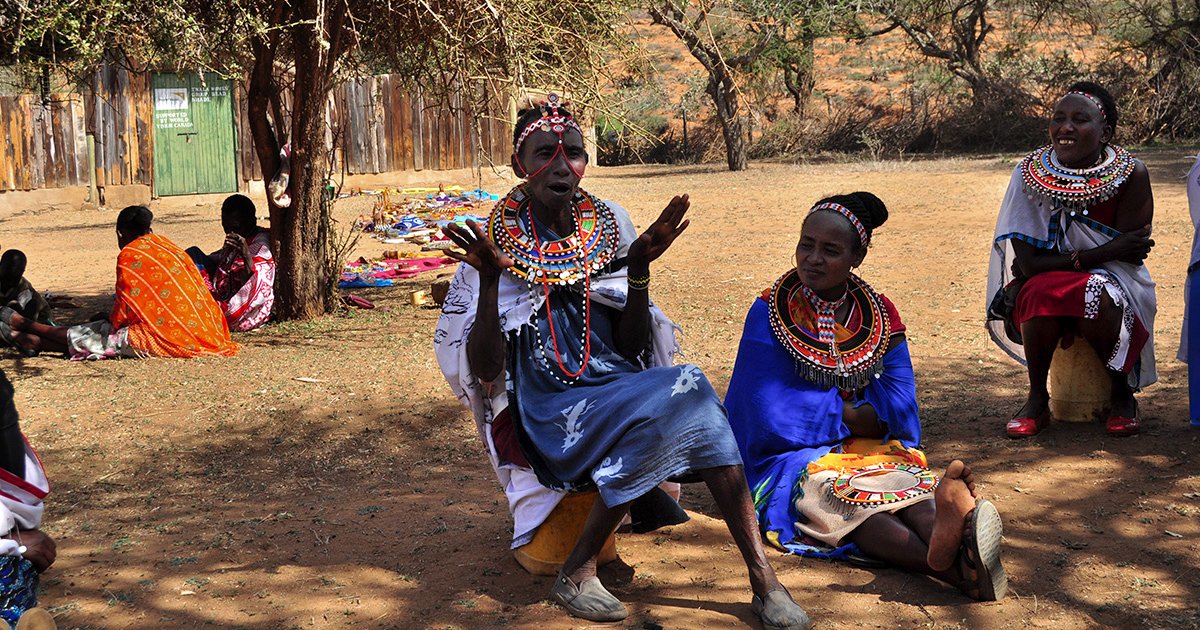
left=443, top=220, right=514, bottom=279
left=629, top=194, right=690, bottom=266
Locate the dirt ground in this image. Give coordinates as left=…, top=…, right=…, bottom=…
left=1, top=150, right=1199, bottom=630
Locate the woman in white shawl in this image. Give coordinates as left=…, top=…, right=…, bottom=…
left=986, top=81, right=1156, bottom=438
left=434, top=96, right=810, bottom=629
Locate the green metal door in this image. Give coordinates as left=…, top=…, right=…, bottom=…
left=151, top=73, right=237, bottom=196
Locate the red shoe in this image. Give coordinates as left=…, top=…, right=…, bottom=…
left=1006, top=414, right=1049, bottom=438
left=1106, top=415, right=1140, bottom=436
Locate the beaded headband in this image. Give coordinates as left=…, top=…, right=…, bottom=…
left=1063, top=91, right=1108, bottom=125
left=809, top=202, right=869, bottom=248
left=513, top=93, right=584, bottom=157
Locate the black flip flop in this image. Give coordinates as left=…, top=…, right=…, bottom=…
left=964, top=499, right=1007, bottom=601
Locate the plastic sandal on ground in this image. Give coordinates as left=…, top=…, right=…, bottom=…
left=963, top=499, right=1007, bottom=601
left=1005, top=413, right=1049, bottom=438
left=750, top=588, right=813, bottom=630
left=1106, top=414, right=1140, bottom=436
left=549, top=573, right=627, bottom=622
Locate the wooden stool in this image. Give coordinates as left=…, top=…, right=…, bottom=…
left=1049, top=341, right=1111, bottom=422
left=512, top=491, right=618, bottom=576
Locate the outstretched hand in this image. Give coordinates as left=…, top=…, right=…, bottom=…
left=442, top=220, right=514, bottom=280
left=629, top=194, right=690, bottom=269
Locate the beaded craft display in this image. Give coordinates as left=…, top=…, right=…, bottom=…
left=767, top=269, right=890, bottom=391
left=1020, top=144, right=1135, bottom=215
left=487, top=183, right=620, bottom=285
left=828, top=462, right=939, bottom=507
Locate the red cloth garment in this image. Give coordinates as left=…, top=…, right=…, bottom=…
left=1014, top=270, right=1150, bottom=373
left=112, top=234, right=240, bottom=358
left=212, top=231, right=275, bottom=332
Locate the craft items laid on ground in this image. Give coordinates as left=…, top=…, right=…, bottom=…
left=339, top=184, right=490, bottom=293
left=354, top=186, right=496, bottom=246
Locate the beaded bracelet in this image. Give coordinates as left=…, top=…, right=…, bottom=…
left=1070, top=250, right=1083, bottom=271
left=628, top=273, right=651, bottom=291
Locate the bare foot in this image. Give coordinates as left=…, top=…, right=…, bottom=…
left=927, top=460, right=978, bottom=572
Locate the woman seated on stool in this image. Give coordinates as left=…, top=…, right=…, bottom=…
left=986, top=81, right=1156, bottom=438
left=434, top=95, right=810, bottom=628
left=725, top=192, right=1007, bottom=601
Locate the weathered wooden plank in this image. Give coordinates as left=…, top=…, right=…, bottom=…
left=48, top=99, right=67, bottom=187
left=132, top=72, right=153, bottom=185
left=383, top=77, right=399, bottom=172
left=350, top=81, right=367, bottom=175
left=116, top=67, right=132, bottom=185
left=411, top=89, right=424, bottom=171
left=427, top=99, right=441, bottom=171
left=17, top=98, right=33, bottom=190
left=1, top=98, right=15, bottom=190
left=70, top=96, right=88, bottom=186
left=376, top=75, right=389, bottom=172
left=467, top=91, right=480, bottom=172
left=372, top=78, right=386, bottom=174
left=101, top=67, right=118, bottom=188
left=397, top=91, right=412, bottom=172
left=458, top=89, right=471, bottom=169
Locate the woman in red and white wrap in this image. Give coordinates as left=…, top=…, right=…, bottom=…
left=986, top=81, right=1156, bottom=438
left=0, top=370, right=56, bottom=630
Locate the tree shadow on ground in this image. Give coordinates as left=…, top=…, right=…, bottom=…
left=678, top=353, right=1199, bottom=629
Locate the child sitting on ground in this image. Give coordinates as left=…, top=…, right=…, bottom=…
left=0, top=252, right=51, bottom=326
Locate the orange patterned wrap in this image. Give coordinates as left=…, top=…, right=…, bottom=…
left=110, top=234, right=240, bottom=358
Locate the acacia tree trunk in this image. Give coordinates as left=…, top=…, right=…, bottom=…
left=782, top=27, right=816, bottom=115
left=708, top=74, right=747, bottom=171
left=245, top=0, right=346, bottom=320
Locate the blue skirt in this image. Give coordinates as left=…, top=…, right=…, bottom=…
left=509, top=291, right=741, bottom=507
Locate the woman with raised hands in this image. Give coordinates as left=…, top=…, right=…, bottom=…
left=433, top=95, right=811, bottom=628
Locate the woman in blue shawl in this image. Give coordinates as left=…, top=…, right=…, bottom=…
left=438, top=97, right=810, bottom=629
left=725, top=192, right=1007, bottom=601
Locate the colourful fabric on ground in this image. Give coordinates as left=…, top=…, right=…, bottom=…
left=212, top=231, right=275, bottom=331
left=66, top=320, right=136, bottom=360
left=725, top=292, right=924, bottom=555
left=111, top=234, right=239, bottom=358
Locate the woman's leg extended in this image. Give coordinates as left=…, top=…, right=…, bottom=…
left=559, top=496, right=630, bottom=585
left=701, top=465, right=812, bottom=629
left=698, top=464, right=779, bottom=595
left=1076, top=293, right=1136, bottom=417
left=1018, top=316, right=1063, bottom=418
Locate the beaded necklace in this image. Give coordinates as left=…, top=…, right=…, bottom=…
left=1020, top=144, right=1135, bottom=215
left=801, top=283, right=847, bottom=349
left=488, top=184, right=621, bottom=385
left=526, top=203, right=591, bottom=381
left=488, top=184, right=619, bottom=285
left=767, top=270, right=890, bottom=391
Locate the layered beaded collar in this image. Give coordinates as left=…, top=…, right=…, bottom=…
left=1020, top=144, right=1135, bottom=215
left=767, top=269, right=890, bottom=391
left=487, top=183, right=620, bottom=286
